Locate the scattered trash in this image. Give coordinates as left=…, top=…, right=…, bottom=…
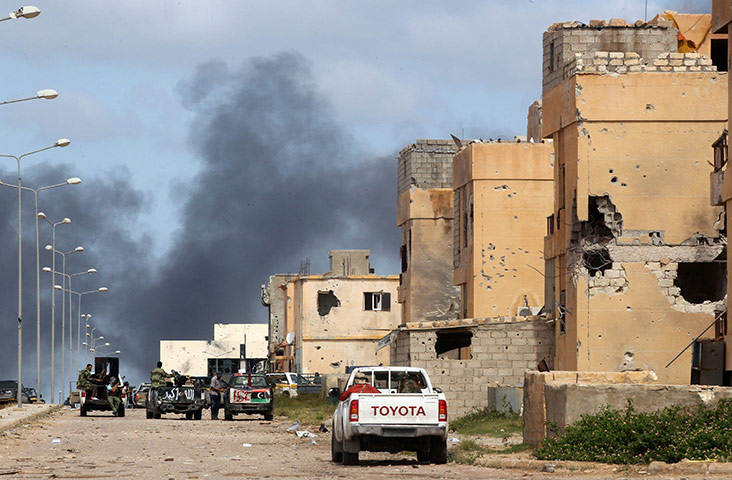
left=448, top=437, right=461, bottom=443
left=51, top=438, right=61, bottom=445
left=311, top=439, right=317, bottom=445
left=541, top=463, right=556, bottom=473
left=318, top=423, right=329, bottom=433
left=242, top=443, right=252, bottom=448
left=296, top=430, right=317, bottom=438
left=286, top=420, right=301, bottom=432
left=164, top=458, right=174, bottom=462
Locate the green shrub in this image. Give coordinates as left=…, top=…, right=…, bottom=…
left=534, top=399, right=732, bottom=464
left=273, top=393, right=335, bottom=425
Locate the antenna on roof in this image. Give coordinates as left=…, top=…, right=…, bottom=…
left=645, top=0, right=648, bottom=22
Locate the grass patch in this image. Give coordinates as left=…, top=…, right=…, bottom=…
left=534, top=399, right=732, bottom=464
left=450, top=407, right=522, bottom=436
left=451, top=438, right=531, bottom=464
left=273, top=394, right=335, bottom=426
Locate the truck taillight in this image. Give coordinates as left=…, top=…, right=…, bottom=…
left=438, top=400, right=447, bottom=422
left=81, top=391, right=86, bottom=398
left=349, top=399, right=359, bottom=422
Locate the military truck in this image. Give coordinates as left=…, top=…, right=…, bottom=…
left=146, top=371, right=206, bottom=420
left=79, top=357, right=124, bottom=417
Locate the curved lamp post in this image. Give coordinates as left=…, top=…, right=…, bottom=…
left=39, top=215, right=70, bottom=402
left=0, top=139, right=70, bottom=408
left=0, top=89, right=58, bottom=106
left=0, top=177, right=80, bottom=400
left=0, top=6, right=40, bottom=22
left=45, top=243, right=82, bottom=401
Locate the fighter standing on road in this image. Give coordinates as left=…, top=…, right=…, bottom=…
left=77, top=364, right=93, bottom=397
left=108, top=379, right=123, bottom=416
left=209, top=371, right=225, bottom=420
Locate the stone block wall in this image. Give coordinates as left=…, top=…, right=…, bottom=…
left=523, top=370, right=659, bottom=447
left=571, top=51, right=717, bottom=75
left=392, top=316, right=554, bottom=418
left=397, top=139, right=457, bottom=196
left=543, top=22, right=677, bottom=91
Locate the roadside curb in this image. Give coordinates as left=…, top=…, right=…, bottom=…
left=0, top=404, right=63, bottom=433
left=473, top=455, right=732, bottom=475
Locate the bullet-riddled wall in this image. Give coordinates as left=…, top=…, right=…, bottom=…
left=453, top=142, right=554, bottom=319
left=543, top=53, right=728, bottom=383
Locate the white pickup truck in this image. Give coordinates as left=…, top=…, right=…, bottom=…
left=331, top=366, right=448, bottom=465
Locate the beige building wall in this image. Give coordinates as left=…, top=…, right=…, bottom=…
left=396, top=140, right=461, bottom=325
left=160, top=323, right=268, bottom=377
left=290, top=275, right=401, bottom=373
left=453, top=142, right=554, bottom=319
left=543, top=66, right=728, bottom=384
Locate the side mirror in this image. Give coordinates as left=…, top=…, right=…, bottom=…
left=434, top=387, right=442, bottom=393
left=328, top=387, right=340, bottom=398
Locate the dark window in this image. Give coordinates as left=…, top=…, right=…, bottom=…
left=712, top=37, right=728, bottom=72
left=559, top=290, right=566, bottom=335
left=364, top=292, right=391, bottom=311
left=583, top=248, right=612, bottom=276
left=400, top=244, right=408, bottom=273
left=435, top=329, right=472, bottom=359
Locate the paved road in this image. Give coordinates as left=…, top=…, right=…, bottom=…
left=0, top=407, right=516, bottom=479
left=1, top=407, right=729, bottom=479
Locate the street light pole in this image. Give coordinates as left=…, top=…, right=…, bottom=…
left=39, top=215, right=70, bottom=403
left=0, top=139, right=70, bottom=408
left=0, top=178, right=80, bottom=401
left=0, top=89, right=57, bottom=106
left=45, top=243, right=83, bottom=402
left=53, top=285, right=108, bottom=389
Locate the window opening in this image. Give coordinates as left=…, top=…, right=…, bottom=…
left=435, top=329, right=472, bottom=359
left=364, top=292, right=391, bottom=311
left=559, top=290, right=566, bottom=335
left=583, top=248, right=612, bottom=276
left=675, top=262, right=726, bottom=304
left=317, top=290, right=340, bottom=316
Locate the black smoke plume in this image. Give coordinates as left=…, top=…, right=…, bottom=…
left=0, top=51, right=400, bottom=396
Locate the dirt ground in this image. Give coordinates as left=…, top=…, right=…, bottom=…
left=0, top=407, right=728, bottom=479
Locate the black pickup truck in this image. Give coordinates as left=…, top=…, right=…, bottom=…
left=146, top=372, right=206, bottom=420
left=79, top=357, right=124, bottom=417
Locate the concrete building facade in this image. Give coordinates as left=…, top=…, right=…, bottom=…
left=263, top=250, right=401, bottom=374
left=453, top=141, right=554, bottom=319
left=396, top=140, right=461, bottom=326
left=542, top=21, right=728, bottom=384
left=160, top=323, right=268, bottom=377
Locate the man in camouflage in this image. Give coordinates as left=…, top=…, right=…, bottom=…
left=108, top=379, right=123, bottom=416
left=77, top=364, right=93, bottom=396
left=149, top=361, right=173, bottom=410
left=150, top=361, right=172, bottom=388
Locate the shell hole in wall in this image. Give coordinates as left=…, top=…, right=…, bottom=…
left=675, top=261, right=726, bottom=303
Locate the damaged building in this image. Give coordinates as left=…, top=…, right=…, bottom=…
left=541, top=16, right=729, bottom=384
left=397, top=139, right=461, bottom=325
left=390, top=140, right=556, bottom=417
left=262, top=250, right=400, bottom=373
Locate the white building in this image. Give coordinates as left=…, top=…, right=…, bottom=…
left=160, top=323, right=268, bottom=377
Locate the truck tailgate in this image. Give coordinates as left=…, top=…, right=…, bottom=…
left=357, top=394, right=439, bottom=425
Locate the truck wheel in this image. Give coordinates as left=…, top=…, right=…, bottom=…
left=193, top=410, right=202, bottom=420
left=224, top=411, right=233, bottom=421
left=154, top=409, right=161, bottom=419
left=118, top=406, right=125, bottom=418
left=417, top=449, right=430, bottom=462
left=429, top=437, right=447, bottom=464
left=80, top=406, right=87, bottom=417
left=185, top=411, right=193, bottom=420
left=342, top=449, right=359, bottom=465
left=263, top=412, right=273, bottom=421
left=331, top=431, right=343, bottom=462
left=146, top=409, right=153, bottom=419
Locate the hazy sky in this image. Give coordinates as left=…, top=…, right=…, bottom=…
left=0, top=0, right=711, bottom=395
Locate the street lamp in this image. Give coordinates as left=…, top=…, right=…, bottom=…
left=0, top=178, right=80, bottom=400
left=45, top=243, right=83, bottom=402
left=0, top=6, right=40, bottom=22
left=0, top=89, right=58, bottom=106
left=39, top=215, right=70, bottom=402
left=0, top=139, right=71, bottom=408
left=52, top=284, right=108, bottom=389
